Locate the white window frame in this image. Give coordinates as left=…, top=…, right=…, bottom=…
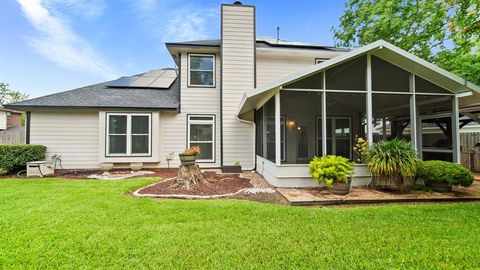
left=188, top=54, right=216, bottom=87
left=315, top=58, right=328, bottom=65
left=106, top=113, right=151, bottom=157
left=187, top=115, right=215, bottom=162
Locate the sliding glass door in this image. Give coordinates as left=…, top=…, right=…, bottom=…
left=317, top=117, right=352, bottom=159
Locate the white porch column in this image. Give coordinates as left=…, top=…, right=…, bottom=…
left=409, top=74, right=418, bottom=152
left=452, top=95, right=460, bottom=163
left=322, top=72, right=327, bottom=156
left=275, top=92, right=281, bottom=165
left=366, top=53, right=373, bottom=145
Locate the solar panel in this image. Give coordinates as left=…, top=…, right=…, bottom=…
left=106, top=69, right=177, bottom=89
left=143, top=70, right=166, bottom=77
left=129, top=76, right=157, bottom=87
left=107, top=76, right=139, bottom=87
left=149, top=77, right=176, bottom=88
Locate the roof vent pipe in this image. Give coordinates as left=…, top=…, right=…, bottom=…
left=233, top=1, right=242, bottom=4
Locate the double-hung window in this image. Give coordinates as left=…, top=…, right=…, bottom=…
left=188, top=115, right=215, bottom=162
left=107, top=113, right=151, bottom=156
left=188, top=54, right=215, bottom=87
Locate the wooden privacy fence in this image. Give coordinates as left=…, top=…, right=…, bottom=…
left=0, top=129, right=25, bottom=144
left=460, top=132, right=480, bottom=152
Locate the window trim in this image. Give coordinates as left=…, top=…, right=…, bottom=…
left=106, top=113, right=152, bottom=157
left=187, top=53, right=216, bottom=88
left=187, top=114, right=216, bottom=163
left=315, top=58, right=328, bottom=65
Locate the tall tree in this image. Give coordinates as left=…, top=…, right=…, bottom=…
left=333, top=0, right=480, bottom=85
left=0, top=83, right=29, bottom=105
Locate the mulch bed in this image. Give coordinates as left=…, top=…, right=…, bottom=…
left=138, top=171, right=253, bottom=196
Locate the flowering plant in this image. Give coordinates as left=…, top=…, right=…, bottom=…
left=183, top=146, right=201, bottom=155
left=353, top=136, right=368, bottom=163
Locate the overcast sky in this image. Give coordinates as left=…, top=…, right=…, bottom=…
left=0, top=0, right=346, bottom=98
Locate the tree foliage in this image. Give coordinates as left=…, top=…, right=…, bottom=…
left=0, top=82, right=29, bottom=105
left=333, top=0, right=480, bottom=85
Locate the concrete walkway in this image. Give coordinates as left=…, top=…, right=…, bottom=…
left=277, top=180, right=480, bottom=206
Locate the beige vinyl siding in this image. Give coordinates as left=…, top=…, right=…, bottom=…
left=159, top=52, right=221, bottom=168
left=256, top=55, right=314, bottom=87
left=221, top=5, right=256, bottom=169
left=0, top=111, right=6, bottom=130
left=30, top=111, right=99, bottom=169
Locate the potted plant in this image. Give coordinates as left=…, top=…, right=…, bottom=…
left=352, top=136, right=372, bottom=186
left=309, top=155, right=354, bottom=195
left=365, top=138, right=420, bottom=191
left=178, top=146, right=201, bottom=165
left=417, top=160, right=474, bottom=192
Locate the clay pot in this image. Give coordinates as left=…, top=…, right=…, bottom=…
left=328, top=179, right=351, bottom=195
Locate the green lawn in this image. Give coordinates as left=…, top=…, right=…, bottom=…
left=1, top=178, right=479, bottom=269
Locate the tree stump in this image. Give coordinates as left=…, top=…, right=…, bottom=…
left=175, top=164, right=207, bottom=189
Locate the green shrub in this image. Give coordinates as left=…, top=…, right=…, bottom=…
left=309, top=155, right=354, bottom=186
left=366, top=138, right=421, bottom=188
left=417, top=160, right=474, bottom=187
left=0, top=144, right=46, bottom=172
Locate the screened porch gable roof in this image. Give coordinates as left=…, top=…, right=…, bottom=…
left=237, top=40, right=480, bottom=118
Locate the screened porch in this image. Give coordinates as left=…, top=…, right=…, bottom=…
left=255, top=54, right=459, bottom=168
left=238, top=41, right=477, bottom=187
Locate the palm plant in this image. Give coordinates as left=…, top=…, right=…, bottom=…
left=365, top=138, right=421, bottom=190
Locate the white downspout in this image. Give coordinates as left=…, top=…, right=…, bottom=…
left=236, top=116, right=256, bottom=171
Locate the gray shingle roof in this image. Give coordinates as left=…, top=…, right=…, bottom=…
left=4, top=70, right=180, bottom=110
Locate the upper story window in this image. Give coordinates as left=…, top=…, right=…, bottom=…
left=106, top=113, right=151, bottom=157
left=315, top=58, right=328, bottom=65
left=188, top=54, right=215, bottom=87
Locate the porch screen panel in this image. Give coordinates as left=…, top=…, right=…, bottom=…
left=372, top=94, right=412, bottom=142
left=415, top=76, right=451, bottom=94
left=325, top=92, right=367, bottom=160
left=417, top=95, right=454, bottom=161
left=325, top=55, right=366, bottom=91
left=281, top=91, right=322, bottom=164
left=264, top=97, right=276, bottom=162
left=371, top=55, right=410, bottom=92
left=255, top=107, right=263, bottom=157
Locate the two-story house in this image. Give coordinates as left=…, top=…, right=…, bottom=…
left=6, top=2, right=479, bottom=187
